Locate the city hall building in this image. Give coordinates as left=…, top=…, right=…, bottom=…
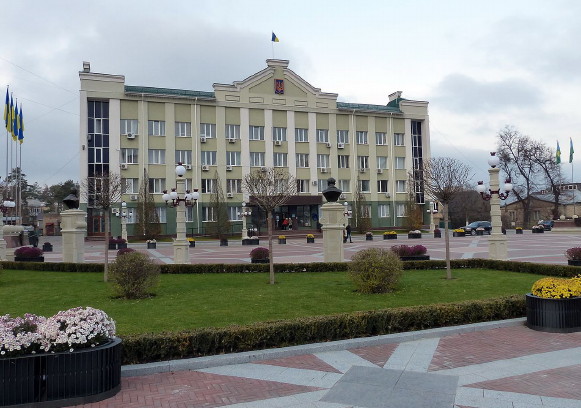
left=79, top=60, right=431, bottom=237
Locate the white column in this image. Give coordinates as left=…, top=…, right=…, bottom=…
left=173, top=176, right=189, bottom=264
left=488, top=167, right=507, bottom=260
left=320, top=202, right=345, bottom=262
left=61, top=209, right=87, bottom=263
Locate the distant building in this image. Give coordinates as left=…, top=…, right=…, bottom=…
left=79, top=60, right=432, bottom=237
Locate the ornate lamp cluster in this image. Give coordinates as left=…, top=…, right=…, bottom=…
left=240, top=202, right=252, bottom=217
left=162, top=164, right=200, bottom=207
left=343, top=201, right=352, bottom=217
left=476, top=152, right=513, bottom=201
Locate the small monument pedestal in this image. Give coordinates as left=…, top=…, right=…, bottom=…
left=61, top=209, right=86, bottom=263
left=320, top=178, right=345, bottom=263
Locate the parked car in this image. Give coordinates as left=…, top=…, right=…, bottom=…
left=463, top=221, right=492, bottom=235
left=538, top=220, right=554, bottom=231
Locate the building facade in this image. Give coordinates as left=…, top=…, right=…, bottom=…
left=79, top=60, right=431, bottom=237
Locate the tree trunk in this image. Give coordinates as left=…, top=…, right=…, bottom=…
left=267, top=212, right=274, bottom=284
left=104, top=210, right=110, bottom=282
left=443, top=204, right=452, bottom=280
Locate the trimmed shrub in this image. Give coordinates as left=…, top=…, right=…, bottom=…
left=565, top=247, right=581, bottom=260
left=249, top=247, right=269, bottom=260
left=108, top=252, right=160, bottom=299
left=116, top=247, right=136, bottom=257
left=348, top=248, right=403, bottom=293
left=390, top=245, right=427, bottom=257
left=14, top=247, right=43, bottom=258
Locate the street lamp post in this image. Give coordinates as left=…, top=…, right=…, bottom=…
left=427, top=202, right=438, bottom=232
left=343, top=201, right=352, bottom=219
left=0, top=194, right=16, bottom=261
left=119, top=201, right=132, bottom=242
left=162, top=164, right=200, bottom=264
left=240, top=202, right=252, bottom=241
left=476, top=152, right=513, bottom=260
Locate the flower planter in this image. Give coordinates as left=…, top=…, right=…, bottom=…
left=526, top=294, right=581, bottom=333
left=220, top=239, right=228, bottom=246
left=147, top=243, right=156, bottom=249
left=433, top=232, right=441, bottom=238
left=242, top=238, right=259, bottom=245
left=567, top=259, right=581, bottom=266
left=383, top=234, right=397, bottom=240
left=453, top=232, right=465, bottom=237
left=14, top=256, right=44, bottom=262
left=189, top=241, right=195, bottom=247
left=278, top=239, right=286, bottom=244
left=307, top=238, right=315, bottom=243
left=251, top=258, right=269, bottom=264
left=0, top=338, right=122, bottom=406
left=400, top=255, right=430, bottom=261
left=42, top=243, right=53, bottom=252
left=408, top=233, right=422, bottom=239
left=108, top=243, right=117, bottom=250
left=366, top=236, right=373, bottom=241
left=532, top=229, right=544, bottom=233
left=117, top=242, right=127, bottom=249
left=516, top=229, right=523, bottom=235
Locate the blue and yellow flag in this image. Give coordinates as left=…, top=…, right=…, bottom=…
left=18, top=105, right=23, bottom=144
left=3, top=88, right=9, bottom=130
left=12, top=100, right=19, bottom=141
left=556, top=141, right=561, bottom=164
left=271, top=32, right=279, bottom=42
left=570, top=137, right=574, bottom=163
left=7, top=95, right=14, bottom=136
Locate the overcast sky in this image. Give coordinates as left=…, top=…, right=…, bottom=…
left=1, top=0, right=580, bottom=186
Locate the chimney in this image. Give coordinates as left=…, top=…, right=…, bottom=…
left=82, top=61, right=91, bottom=73
left=388, top=91, right=402, bottom=102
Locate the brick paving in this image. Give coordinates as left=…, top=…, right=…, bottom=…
left=255, top=354, right=342, bottom=373
left=348, top=343, right=398, bottom=367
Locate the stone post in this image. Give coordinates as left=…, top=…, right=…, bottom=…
left=488, top=167, right=507, bottom=260
left=61, top=209, right=87, bottom=263
left=320, top=202, right=345, bottom=262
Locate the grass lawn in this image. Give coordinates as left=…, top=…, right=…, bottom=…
left=0, top=268, right=538, bottom=335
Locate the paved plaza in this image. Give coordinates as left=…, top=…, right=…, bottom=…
left=32, top=230, right=581, bottom=407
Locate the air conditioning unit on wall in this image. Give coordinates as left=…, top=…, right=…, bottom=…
left=274, top=140, right=282, bottom=146
left=337, top=143, right=345, bottom=149
left=201, top=165, right=210, bottom=171
left=121, top=164, right=128, bottom=170
left=226, top=193, right=234, bottom=198
left=126, top=133, right=136, bottom=140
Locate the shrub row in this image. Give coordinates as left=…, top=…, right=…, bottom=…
left=121, top=295, right=525, bottom=365
left=0, top=261, right=103, bottom=273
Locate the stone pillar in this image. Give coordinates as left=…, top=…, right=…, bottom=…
left=173, top=176, right=189, bottom=264
left=61, top=209, right=87, bottom=263
left=320, top=202, right=345, bottom=262
left=488, top=167, right=507, bottom=260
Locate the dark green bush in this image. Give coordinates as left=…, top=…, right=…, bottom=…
left=108, top=252, right=160, bottom=299
left=349, top=248, right=403, bottom=293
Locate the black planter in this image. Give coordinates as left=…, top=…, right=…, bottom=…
left=108, top=243, right=117, bottom=250
left=251, top=258, right=269, bottom=263
left=453, top=232, right=465, bottom=237
left=117, top=242, right=127, bottom=249
left=0, top=338, right=122, bottom=407
left=475, top=230, right=484, bottom=236
left=14, top=256, right=44, bottom=262
left=307, top=238, right=315, bottom=243
left=242, top=238, right=259, bottom=245
left=385, top=234, right=397, bottom=240
left=189, top=241, right=195, bottom=247
left=433, top=232, right=441, bottom=238
left=408, top=233, right=422, bottom=239
left=532, top=229, right=544, bottom=233
left=568, top=259, right=581, bottom=266
left=516, top=229, right=523, bottom=234
left=526, top=294, right=581, bottom=333
left=42, top=243, right=53, bottom=252
left=400, top=255, right=430, bottom=261
left=147, top=242, right=156, bottom=249
left=278, top=239, right=287, bottom=244
left=220, top=239, right=228, bottom=246
left=366, top=235, right=373, bottom=241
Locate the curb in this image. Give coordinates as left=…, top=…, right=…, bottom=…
left=121, top=317, right=526, bottom=377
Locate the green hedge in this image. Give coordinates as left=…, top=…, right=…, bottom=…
left=121, top=295, right=525, bottom=365
left=0, top=261, right=103, bottom=272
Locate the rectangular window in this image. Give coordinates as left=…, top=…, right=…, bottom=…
left=249, top=152, right=265, bottom=167
left=175, top=122, right=191, bottom=137
left=175, top=150, right=192, bottom=165
left=201, top=151, right=217, bottom=166
left=249, top=125, right=265, bottom=140
left=317, top=179, right=326, bottom=192
left=296, top=153, right=309, bottom=168
left=396, top=204, right=406, bottom=217
left=396, top=180, right=406, bottom=192
left=226, top=151, right=241, bottom=166
left=359, top=179, right=370, bottom=192
left=273, top=152, right=288, bottom=167
left=338, top=155, right=350, bottom=169
left=200, top=123, right=216, bottom=138
left=225, top=124, right=240, bottom=139
left=358, top=156, right=369, bottom=169
left=394, top=133, right=405, bottom=146
left=356, top=131, right=368, bottom=145
left=184, top=178, right=194, bottom=192
left=202, top=206, right=215, bottom=222
left=155, top=207, right=167, bottom=223
left=317, top=154, right=330, bottom=169
left=377, top=156, right=388, bottom=170
left=121, top=148, right=138, bottom=164
left=122, top=178, right=139, bottom=194
left=120, top=119, right=138, bottom=135
left=228, top=206, right=242, bottom=221
left=148, top=149, right=165, bottom=164
left=317, top=129, right=329, bottom=143
left=226, top=179, right=242, bottom=194
left=376, top=132, right=387, bottom=145
left=295, top=128, right=308, bottom=142
left=338, top=179, right=350, bottom=192
left=337, top=130, right=349, bottom=144
left=297, top=179, right=310, bottom=193
left=378, top=204, right=390, bottom=218
left=362, top=204, right=371, bottom=217
left=377, top=180, right=389, bottom=193
left=395, top=157, right=405, bottom=169
left=201, top=179, right=216, bottom=194
left=273, top=127, right=287, bottom=142
left=94, top=118, right=103, bottom=134
left=148, top=178, right=165, bottom=193
left=148, top=120, right=165, bottom=136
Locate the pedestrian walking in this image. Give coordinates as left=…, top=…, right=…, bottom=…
left=345, top=224, right=352, bottom=243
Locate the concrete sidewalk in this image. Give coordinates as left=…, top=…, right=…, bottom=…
left=76, top=319, right=581, bottom=408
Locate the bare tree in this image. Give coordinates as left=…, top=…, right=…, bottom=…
left=530, top=140, right=564, bottom=219
left=208, top=171, right=230, bottom=240
left=82, top=172, right=123, bottom=282
left=422, top=157, right=472, bottom=279
left=243, top=167, right=297, bottom=284
left=135, top=169, right=161, bottom=240
left=352, top=175, right=370, bottom=234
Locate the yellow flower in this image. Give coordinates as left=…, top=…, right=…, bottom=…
left=278, top=235, right=286, bottom=239
left=532, top=277, right=581, bottom=299
left=306, top=234, right=315, bottom=239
